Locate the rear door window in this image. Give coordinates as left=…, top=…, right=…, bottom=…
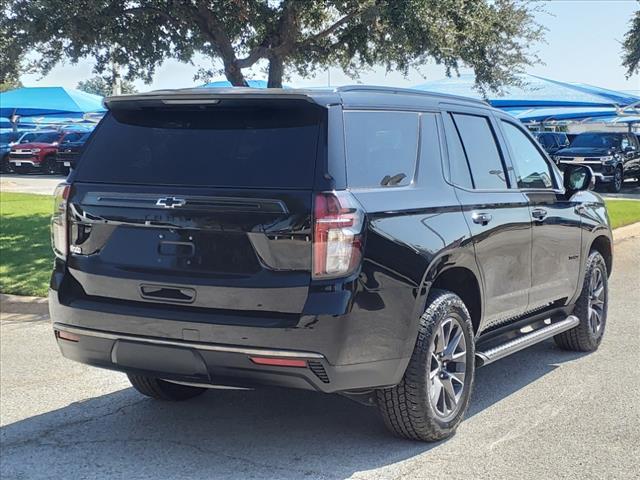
left=75, top=106, right=322, bottom=188
left=344, top=111, right=419, bottom=188
left=442, top=113, right=473, bottom=188
left=450, top=113, right=508, bottom=189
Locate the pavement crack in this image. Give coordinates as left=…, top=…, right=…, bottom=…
left=1, top=398, right=146, bottom=450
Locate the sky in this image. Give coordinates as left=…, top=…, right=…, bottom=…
left=18, top=0, right=640, bottom=94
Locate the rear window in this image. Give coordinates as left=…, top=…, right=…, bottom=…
left=343, top=111, right=419, bottom=188
left=75, top=106, right=322, bottom=188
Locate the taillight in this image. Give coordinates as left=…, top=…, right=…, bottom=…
left=51, top=183, right=70, bottom=260
left=313, top=191, right=364, bottom=279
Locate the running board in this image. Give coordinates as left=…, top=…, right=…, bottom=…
left=476, top=315, right=579, bottom=367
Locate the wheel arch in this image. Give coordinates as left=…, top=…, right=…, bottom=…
left=429, top=266, right=482, bottom=335
left=590, top=235, right=612, bottom=277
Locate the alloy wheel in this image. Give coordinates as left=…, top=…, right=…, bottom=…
left=588, top=266, right=605, bottom=335
left=44, top=158, right=58, bottom=175
left=428, top=316, right=468, bottom=421
left=614, top=169, right=622, bottom=191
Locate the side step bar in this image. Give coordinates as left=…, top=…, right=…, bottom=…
left=476, top=315, right=579, bottom=367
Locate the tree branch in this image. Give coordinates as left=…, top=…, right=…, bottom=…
left=298, top=7, right=373, bottom=49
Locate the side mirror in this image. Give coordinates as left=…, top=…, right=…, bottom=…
left=564, top=165, right=594, bottom=193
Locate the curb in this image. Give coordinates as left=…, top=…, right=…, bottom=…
left=1, top=293, right=49, bottom=316
left=1, top=222, right=639, bottom=315
left=612, top=221, right=640, bottom=244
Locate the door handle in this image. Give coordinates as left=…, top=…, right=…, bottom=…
left=532, top=208, right=548, bottom=221
left=472, top=212, right=493, bottom=226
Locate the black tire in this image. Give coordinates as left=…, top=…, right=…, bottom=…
left=128, top=374, right=207, bottom=401
left=1, top=155, right=13, bottom=173
left=42, top=155, right=59, bottom=175
left=554, top=250, right=608, bottom=352
left=376, top=289, right=475, bottom=442
left=608, top=167, right=623, bottom=192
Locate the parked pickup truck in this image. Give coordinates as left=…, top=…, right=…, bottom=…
left=553, top=131, right=640, bottom=192
left=56, top=132, right=91, bottom=174
left=9, top=130, right=67, bottom=174
left=50, top=86, right=613, bottom=442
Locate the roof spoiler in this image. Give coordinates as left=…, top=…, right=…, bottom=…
left=104, top=88, right=333, bottom=111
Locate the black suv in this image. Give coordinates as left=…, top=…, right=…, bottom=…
left=50, top=87, right=613, bottom=442
left=533, top=131, right=570, bottom=154
left=553, top=131, right=640, bottom=192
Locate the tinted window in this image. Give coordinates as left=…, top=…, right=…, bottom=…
left=0, top=132, right=21, bottom=144
left=621, top=136, right=631, bottom=149
left=535, top=133, right=556, bottom=148
left=31, top=132, right=60, bottom=143
left=451, top=113, right=507, bottom=189
left=75, top=107, right=321, bottom=188
left=501, top=121, right=554, bottom=189
left=62, top=133, right=86, bottom=143
left=20, top=132, right=55, bottom=143
left=571, top=133, right=621, bottom=149
left=344, top=111, right=419, bottom=187
left=443, top=113, right=473, bottom=188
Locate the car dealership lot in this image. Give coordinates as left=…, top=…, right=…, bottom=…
left=1, top=229, right=639, bottom=480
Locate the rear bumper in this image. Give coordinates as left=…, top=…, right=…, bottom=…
left=49, top=290, right=409, bottom=393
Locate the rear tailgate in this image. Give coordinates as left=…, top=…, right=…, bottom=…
left=66, top=100, right=324, bottom=315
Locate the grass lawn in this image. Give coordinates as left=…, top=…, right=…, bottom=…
left=0, top=192, right=639, bottom=298
left=604, top=199, right=640, bottom=229
left=0, top=192, right=53, bottom=297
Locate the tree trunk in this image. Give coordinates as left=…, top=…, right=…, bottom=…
left=224, top=61, right=248, bottom=86
left=267, top=56, right=284, bottom=88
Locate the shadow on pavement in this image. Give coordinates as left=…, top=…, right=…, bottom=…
left=0, top=340, right=586, bottom=479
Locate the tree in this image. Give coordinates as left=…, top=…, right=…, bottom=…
left=622, top=5, right=640, bottom=78
left=0, top=21, right=26, bottom=92
left=77, top=75, right=137, bottom=97
left=3, top=0, right=545, bottom=93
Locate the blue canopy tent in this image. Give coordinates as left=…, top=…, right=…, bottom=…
left=0, top=87, right=106, bottom=118
left=413, top=74, right=640, bottom=109
left=413, top=74, right=640, bottom=130
left=504, top=106, right=618, bottom=122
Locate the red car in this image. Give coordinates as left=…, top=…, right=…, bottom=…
left=9, top=130, right=68, bottom=174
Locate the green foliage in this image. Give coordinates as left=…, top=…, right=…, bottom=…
left=0, top=80, right=23, bottom=93
left=0, top=21, right=27, bottom=88
left=3, top=0, right=544, bottom=91
left=622, top=4, right=640, bottom=77
left=77, top=75, right=137, bottom=96
left=0, top=192, right=52, bottom=297
left=605, top=199, right=640, bottom=229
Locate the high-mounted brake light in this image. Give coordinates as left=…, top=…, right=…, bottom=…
left=51, top=183, right=70, bottom=260
left=313, top=191, right=364, bottom=279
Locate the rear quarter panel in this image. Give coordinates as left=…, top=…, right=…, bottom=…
left=343, top=111, right=478, bottom=364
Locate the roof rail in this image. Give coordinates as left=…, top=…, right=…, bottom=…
left=336, top=85, right=489, bottom=106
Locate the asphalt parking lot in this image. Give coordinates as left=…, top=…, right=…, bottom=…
left=1, top=226, right=639, bottom=479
